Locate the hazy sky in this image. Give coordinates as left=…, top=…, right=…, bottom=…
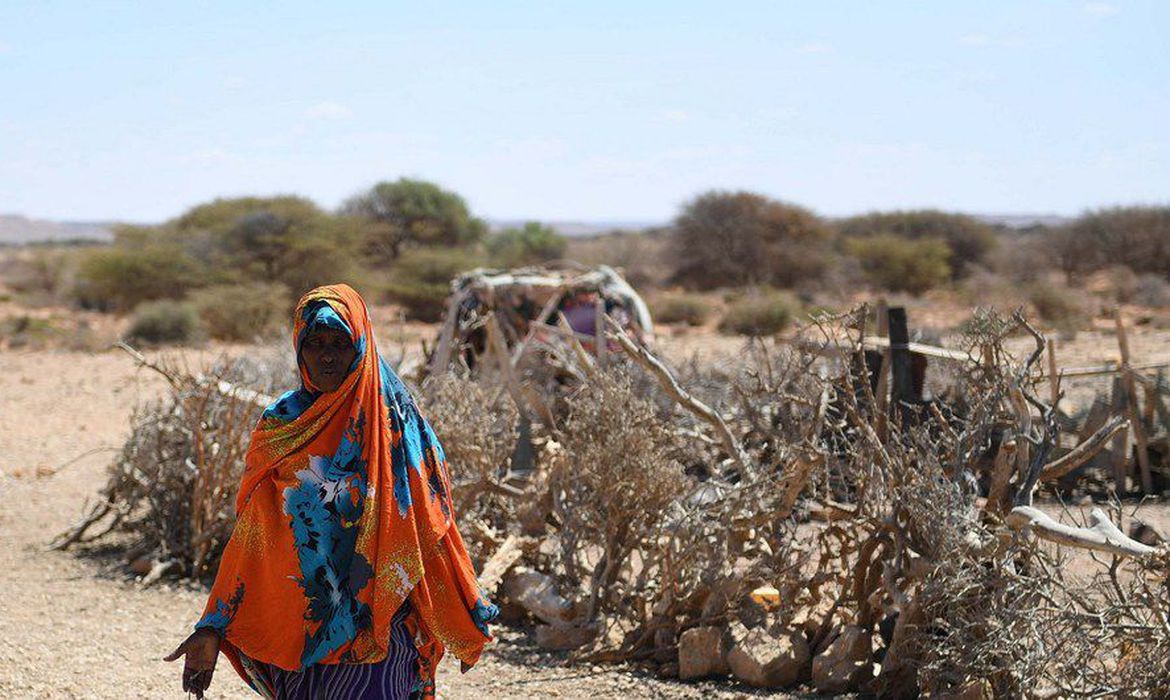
left=1, top=1, right=1167, bottom=223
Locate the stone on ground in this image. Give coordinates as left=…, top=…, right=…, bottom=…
left=678, top=625, right=729, bottom=680
left=725, top=622, right=809, bottom=688
left=811, top=624, right=873, bottom=693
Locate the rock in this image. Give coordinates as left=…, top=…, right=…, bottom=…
left=534, top=623, right=599, bottom=651
left=656, top=662, right=679, bottom=679
left=678, top=626, right=728, bottom=680
left=811, top=624, right=873, bottom=693
left=502, top=567, right=574, bottom=624
left=726, top=622, right=809, bottom=688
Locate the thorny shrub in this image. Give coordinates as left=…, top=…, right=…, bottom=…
left=551, top=371, right=689, bottom=626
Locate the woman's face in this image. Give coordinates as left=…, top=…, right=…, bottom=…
left=300, top=326, right=357, bottom=393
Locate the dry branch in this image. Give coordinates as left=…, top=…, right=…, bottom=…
left=1039, top=416, right=1129, bottom=482
left=604, top=316, right=751, bottom=478
left=1006, top=506, right=1157, bottom=558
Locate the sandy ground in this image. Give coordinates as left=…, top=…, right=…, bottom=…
left=0, top=347, right=809, bottom=699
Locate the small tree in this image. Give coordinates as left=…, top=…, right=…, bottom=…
left=1051, top=206, right=1170, bottom=281
left=837, top=210, right=996, bottom=279
left=485, top=222, right=567, bottom=267
left=174, top=196, right=358, bottom=295
left=341, top=178, right=486, bottom=264
left=669, top=190, right=832, bottom=290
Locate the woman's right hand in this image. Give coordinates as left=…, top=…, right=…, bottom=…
left=164, top=628, right=221, bottom=698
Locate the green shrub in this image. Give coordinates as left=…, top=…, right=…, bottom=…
left=845, top=234, right=951, bottom=295
left=384, top=247, right=483, bottom=321
left=651, top=293, right=711, bottom=326
left=837, top=210, right=996, bottom=278
left=718, top=290, right=798, bottom=336
left=127, top=300, right=204, bottom=345
left=485, top=222, right=567, bottom=267
left=189, top=282, right=292, bottom=341
left=75, top=245, right=203, bottom=312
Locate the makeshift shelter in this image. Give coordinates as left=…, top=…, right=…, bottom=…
left=425, top=262, right=654, bottom=378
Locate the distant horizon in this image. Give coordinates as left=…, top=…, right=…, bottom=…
left=2, top=207, right=1090, bottom=227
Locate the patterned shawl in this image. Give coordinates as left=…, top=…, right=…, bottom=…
left=196, top=284, right=496, bottom=695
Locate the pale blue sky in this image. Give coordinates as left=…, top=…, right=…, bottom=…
left=0, top=1, right=1166, bottom=223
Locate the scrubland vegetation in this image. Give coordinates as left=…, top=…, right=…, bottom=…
left=2, top=179, right=1169, bottom=347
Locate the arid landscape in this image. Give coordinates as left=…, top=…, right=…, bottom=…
left=4, top=292, right=1170, bottom=697
left=4, top=4, right=1169, bottom=696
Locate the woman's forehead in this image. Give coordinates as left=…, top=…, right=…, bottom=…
left=305, top=326, right=351, bottom=342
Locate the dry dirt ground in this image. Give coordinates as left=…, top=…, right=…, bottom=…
left=0, top=347, right=814, bottom=700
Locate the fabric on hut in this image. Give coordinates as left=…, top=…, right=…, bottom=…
left=195, top=283, right=497, bottom=697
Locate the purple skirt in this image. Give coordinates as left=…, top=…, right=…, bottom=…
left=240, top=604, right=419, bottom=700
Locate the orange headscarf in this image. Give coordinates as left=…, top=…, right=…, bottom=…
left=196, top=284, right=495, bottom=694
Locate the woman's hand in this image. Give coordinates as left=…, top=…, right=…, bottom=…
left=164, top=628, right=220, bottom=698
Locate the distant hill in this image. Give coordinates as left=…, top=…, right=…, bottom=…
left=0, top=215, right=114, bottom=245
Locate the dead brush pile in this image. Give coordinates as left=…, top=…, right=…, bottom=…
left=444, top=307, right=1170, bottom=697
left=60, top=310, right=1170, bottom=697
left=54, top=347, right=289, bottom=582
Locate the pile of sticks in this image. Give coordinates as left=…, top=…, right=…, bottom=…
left=433, top=303, right=1170, bottom=696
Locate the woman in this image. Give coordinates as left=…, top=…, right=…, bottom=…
left=166, top=284, right=497, bottom=699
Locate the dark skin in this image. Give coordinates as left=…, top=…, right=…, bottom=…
left=165, top=326, right=357, bottom=697
left=299, top=326, right=358, bottom=393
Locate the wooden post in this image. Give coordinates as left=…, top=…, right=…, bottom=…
left=1116, top=309, right=1153, bottom=494
left=428, top=288, right=468, bottom=377
left=1046, top=337, right=1060, bottom=409
left=485, top=313, right=529, bottom=419
left=1108, top=376, right=1131, bottom=496
left=874, top=301, right=891, bottom=441
left=888, top=307, right=914, bottom=425
left=510, top=287, right=566, bottom=369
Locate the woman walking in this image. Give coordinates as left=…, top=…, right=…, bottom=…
left=166, top=283, right=497, bottom=699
